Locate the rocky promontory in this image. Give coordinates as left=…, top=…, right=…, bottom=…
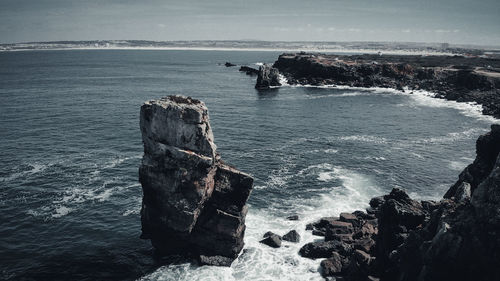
left=264, top=53, right=500, bottom=117
left=139, top=95, right=253, bottom=266
left=299, top=125, right=500, bottom=281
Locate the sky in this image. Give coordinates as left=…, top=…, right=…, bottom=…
left=1, top=0, right=499, bottom=46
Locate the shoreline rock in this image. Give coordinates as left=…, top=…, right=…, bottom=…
left=239, top=66, right=259, bottom=75
left=299, top=125, right=500, bottom=281
left=255, top=64, right=281, bottom=90
left=139, top=95, right=253, bottom=266
left=268, top=53, right=500, bottom=118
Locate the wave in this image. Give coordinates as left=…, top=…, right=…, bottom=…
left=0, top=163, right=50, bottom=182
left=339, top=135, right=388, bottom=144
left=279, top=82, right=498, bottom=123
left=403, top=89, right=499, bottom=123
left=139, top=163, right=381, bottom=281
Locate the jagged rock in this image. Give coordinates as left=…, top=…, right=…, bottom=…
left=283, top=230, right=301, bottom=243
left=320, top=252, right=344, bottom=277
left=445, top=124, right=500, bottom=197
left=299, top=240, right=352, bottom=258
left=199, top=255, right=234, bottom=267
left=326, top=221, right=354, bottom=235
left=453, top=182, right=472, bottom=202
left=139, top=95, right=253, bottom=266
left=308, top=217, right=340, bottom=236
left=255, top=64, right=281, bottom=89
left=260, top=233, right=282, bottom=248
left=239, top=66, right=259, bottom=75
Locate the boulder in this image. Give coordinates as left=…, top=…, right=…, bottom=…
left=139, top=96, right=253, bottom=266
left=255, top=64, right=282, bottom=89
left=225, top=62, right=236, bottom=67
left=283, top=230, right=301, bottom=243
left=320, top=252, right=344, bottom=277
left=299, top=240, right=352, bottom=259
left=260, top=233, right=282, bottom=248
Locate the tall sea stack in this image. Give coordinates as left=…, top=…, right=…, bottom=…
left=139, top=95, right=253, bottom=266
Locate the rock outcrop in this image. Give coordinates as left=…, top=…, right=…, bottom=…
left=139, top=95, right=253, bottom=266
left=239, top=66, right=259, bottom=76
left=271, top=53, right=500, bottom=117
left=255, top=64, right=281, bottom=90
left=300, top=125, right=500, bottom=281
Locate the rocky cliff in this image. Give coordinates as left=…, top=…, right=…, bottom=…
left=271, top=53, right=500, bottom=117
left=299, top=125, right=500, bottom=281
left=139, top=95, right=253, bottom=266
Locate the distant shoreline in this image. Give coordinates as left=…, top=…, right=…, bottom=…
left=0, top=46, right=458, bottom=56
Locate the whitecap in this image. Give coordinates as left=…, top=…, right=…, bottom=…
left=339, top=135, right=388, bottom=144
left=0, top=163, right=49, bottom=182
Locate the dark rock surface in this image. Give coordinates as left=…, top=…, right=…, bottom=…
left=255, top=64, right=281, bottom=90
left=259, top=233, right=282, bottom=248
left=239, top=66, right=259, bottom=75
left=272, top=53, right=500, bottom=118
left=139, top=95, right=253, bottom=266
left=283, top=230, right=301, bottom=243
left=224, top=62, right=236, bottom=67
left=299, top=125, right=500, bottom=281
left=445, top=124, right=500, bottom=198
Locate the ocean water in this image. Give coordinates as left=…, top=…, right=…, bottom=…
left=0, top=50, right=497, bottom=281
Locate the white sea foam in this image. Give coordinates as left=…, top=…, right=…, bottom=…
left=403, top=89, right=500, bottom=123
left=46, top=181, right=141, bottom=218
left=281, top=82, right=499, bottom=123
left=0, top=163, right=49, bottom=182
left=139, top=163, right=381, bottom=281
left=416, top=128, right=486, bottom=144
left=103, top=155, right=141, bottom=169
left=339, top=135, right=388, bottom=144
left=448, top=160, right=469, bottom=171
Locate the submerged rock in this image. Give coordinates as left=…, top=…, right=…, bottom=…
left=255, top=64, right=282, bottom=90
left=139, top=95, right=253, bottom=266
left=224, top=62, right=236, bottom=67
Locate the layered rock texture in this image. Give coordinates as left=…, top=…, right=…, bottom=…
left=255, top=64, right=281, bottom=89
left=271, top=53, right=500, bottom=117
left=139, top=95, right=253, bottom=266
left=301, top=125, right=500, bottom=281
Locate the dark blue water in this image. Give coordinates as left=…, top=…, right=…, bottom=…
left=0, top=50, right=496, bottom=281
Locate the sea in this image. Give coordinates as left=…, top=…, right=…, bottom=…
left=0, top=50, right=497, bottom=281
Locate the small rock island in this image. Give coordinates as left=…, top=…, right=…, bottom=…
left=139, top=95, right=253, bottom=266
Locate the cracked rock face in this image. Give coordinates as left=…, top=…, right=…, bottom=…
left=139, top=95, right=253, bottom=266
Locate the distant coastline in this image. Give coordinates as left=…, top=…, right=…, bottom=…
left=2, top=40, right=500, bottom=56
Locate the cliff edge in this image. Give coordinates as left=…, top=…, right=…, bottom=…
left=139, top=95, right=253, bottom=266
left=299, top=125, right=500, bottom=281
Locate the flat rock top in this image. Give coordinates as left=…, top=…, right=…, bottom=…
left=278, top=52, right=500, bottom=71
left=145, top=95, right=206, bottom=112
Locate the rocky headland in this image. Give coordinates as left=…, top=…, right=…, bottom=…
left=256, top=53, right=500, bottom=118
left=139, top=95, right=253, bottom=266
left=290, top=125, right=500, bottom=281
